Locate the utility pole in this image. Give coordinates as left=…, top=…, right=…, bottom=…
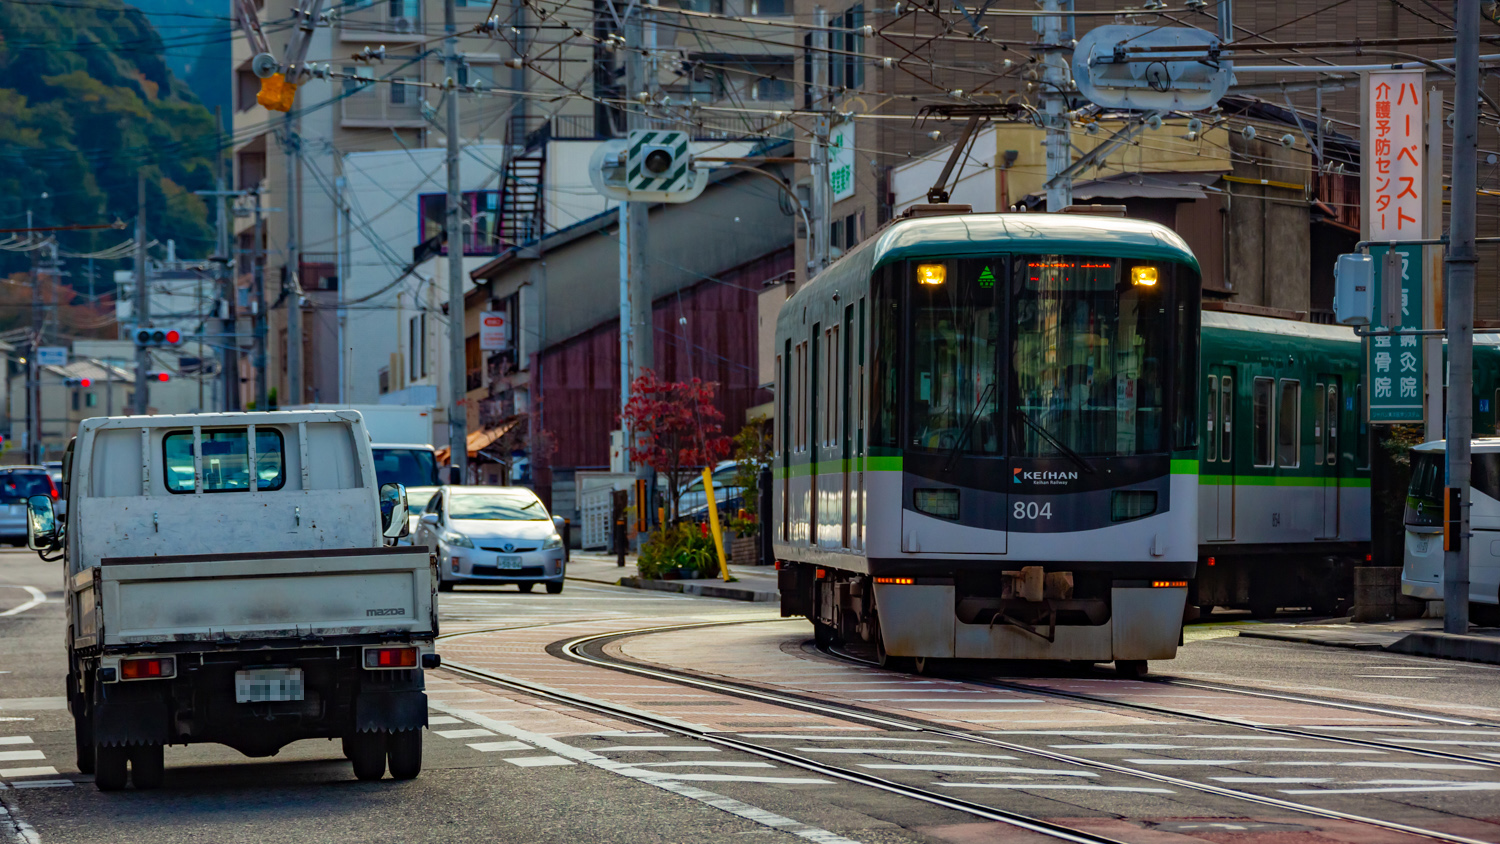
left=1036, top=0, right=1074, bottom=211
left=27, top=211, right=41, bottom=464
left=444, top=0, right=468, bottom=484
left=284, top=113, right=303, bottom=407
left=1444, top=0, right=1479, bottom=635
left=1216, top=0, right=1232, bottom=44
left=809, top=5, right=831, bottom=276
left=253, top=188, right=268, bottom=411
left=619, top=1, right=654, bottom=481
left=215, top=108, right=237, bottom=413
left=134, top=169, right=151, bottom=416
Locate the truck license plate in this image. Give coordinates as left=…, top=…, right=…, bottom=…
left=235, top=668, right=305, bottom=703
left=497, top=555, right=523, bottom=569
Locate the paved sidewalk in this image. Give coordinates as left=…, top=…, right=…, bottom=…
left=564, top=552, right=779, bottom=602
left=1240, top=616, right=1500, bottom=664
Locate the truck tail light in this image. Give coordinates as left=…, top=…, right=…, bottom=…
left=364, top=646, right=417, bottom=669
left=120, top=656, right=175, bottom=680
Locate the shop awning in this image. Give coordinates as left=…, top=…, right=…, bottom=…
left=435, top=415, right=524, bottom=465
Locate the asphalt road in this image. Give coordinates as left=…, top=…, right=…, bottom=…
left=5, top=548, right=1500, bottom=844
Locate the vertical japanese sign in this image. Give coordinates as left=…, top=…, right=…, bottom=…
left=1364, top=70, right=1425, bottom=422
left=830, top=121, right=855, bottom=202
left=479, top=311, right=508, bottom=352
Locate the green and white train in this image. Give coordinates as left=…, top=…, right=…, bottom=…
left=770, top=210, right=1500, bottom=674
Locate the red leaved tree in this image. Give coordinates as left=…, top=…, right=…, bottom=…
left=620, top=370, right=732, bottom=523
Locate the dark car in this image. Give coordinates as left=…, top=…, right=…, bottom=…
left=0, top=469, right=57, bottom=545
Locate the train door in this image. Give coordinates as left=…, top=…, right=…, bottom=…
left=841, top=304, right=854, bottom=549
left=1207, top=366, right=1235, bottom=540
left=1316, top=377, right=1341, bottom=539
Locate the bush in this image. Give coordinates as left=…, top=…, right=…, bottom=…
left=638, top=522, right=720, bottom=579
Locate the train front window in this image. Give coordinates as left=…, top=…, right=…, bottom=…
left=1010, top=256, right=1169, bottom=457
left=908, top=259, right=1001, bottom=454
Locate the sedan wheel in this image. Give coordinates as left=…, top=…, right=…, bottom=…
left=517, top=582, right=535, bottom=593
left=546, top=581, right=564, bottom=594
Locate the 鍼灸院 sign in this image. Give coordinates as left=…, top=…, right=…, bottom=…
left=1364, top=70, right=1425, bottom=422
left=480, top=311, right=508, bottom=352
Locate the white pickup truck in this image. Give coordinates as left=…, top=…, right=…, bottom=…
left=25, top=410, right=438, bottom=791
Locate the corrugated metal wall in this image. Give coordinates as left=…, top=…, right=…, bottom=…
left=538, top=248, right=790, bottom=470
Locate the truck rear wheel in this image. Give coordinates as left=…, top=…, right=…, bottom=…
left=94, top=744, right=128, bottom=791
left=348, top=732, right=387, bottom=781
left=387, top=729, right=423, bottom=780
left=129, top=744, right=165, bottom=789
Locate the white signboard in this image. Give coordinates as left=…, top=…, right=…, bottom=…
left=1363, top=70, right=1425, bottom=423
left=36, top=347, right=67, bottom=367
left=479, top=311, right=508, bottom=352
left=830, top=121, right=855, bottom=202
left=1365, top=70, right=1424, bottom=239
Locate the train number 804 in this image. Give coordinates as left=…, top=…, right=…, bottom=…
left=1013, top=501, right=1052, bottom=520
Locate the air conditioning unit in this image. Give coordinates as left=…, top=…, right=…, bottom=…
left=392, top=16, right=413, bottom=32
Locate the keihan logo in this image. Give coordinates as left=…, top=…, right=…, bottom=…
left=1014, top=469, right=1079, bottom=486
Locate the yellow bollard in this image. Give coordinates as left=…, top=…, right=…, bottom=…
left=702, top=466, right=730, bottom=581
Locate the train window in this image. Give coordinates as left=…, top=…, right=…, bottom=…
left=1173, top=273, right=1202, bottom=451
left=1205, top=375, right=1218, bottom=462
left=1313, top=383, right=1325, bottom=468
left=1219, top=376, right=1233, bottom=462
left=910, top=259, right=1000, bottom=454
left=1277, top=379, right=1300, bottom=468
left=775, top=353, right=783, bottom=457
left=1011, top=256, right=1167, bottom=457
left=827, top=324, right=839, bottom=447
left=1252, top=378, right=1274, bottom=467
left=796, top=342, right=807, bottom=452
left=872, top=272, right=900, bottom=449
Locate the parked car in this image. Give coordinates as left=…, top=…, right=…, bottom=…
left=676, top=460, right=745, bottom=517
left=0, top=467, right=57, bottom=545
left=417, top=486, right=566, bottom=593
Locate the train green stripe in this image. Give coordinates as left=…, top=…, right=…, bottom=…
left=1198, top=474, right=1371, bottom=488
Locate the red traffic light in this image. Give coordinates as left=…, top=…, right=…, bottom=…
left=165, top=330, right=181, bottom=344
left=156, top=372, right=170, bottom=382
left=148, top=371, right=170, bottom=383
left=79, top=378, right=92, bottom=388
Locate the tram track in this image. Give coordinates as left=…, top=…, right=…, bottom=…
left=438, top=619, right=1500, bottom=844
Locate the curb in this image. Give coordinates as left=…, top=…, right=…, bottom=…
left=1387, top=631, right=1500, bottom=665
left=618, top=576, right=778, bottom=603
left=1235, top=629, right=1391, bottom=651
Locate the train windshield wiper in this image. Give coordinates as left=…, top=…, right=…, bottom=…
left=943, top=382, right=995, bottom=472
left=1011, top=409, right=1096, bottom=475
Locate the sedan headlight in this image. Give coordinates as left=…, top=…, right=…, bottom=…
left=542, top=534, right=563, bottom=550
left=441, top=530, right=474, bottom=549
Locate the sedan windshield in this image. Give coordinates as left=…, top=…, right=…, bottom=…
left=448, top=491, right=547, bottom=520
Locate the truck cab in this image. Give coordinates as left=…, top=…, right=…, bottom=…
left=30, top=410, right=437, bottom=790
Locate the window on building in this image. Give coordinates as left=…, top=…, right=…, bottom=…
left=419, top=191, right=502, bottom=255
left=387, top=0, right=418, bottom=20
left=1278, top=380, right=1300, bottom=467
left=390, top=77, right=407, bottom=104
left=1252, top=378, right=1273, bottom=467
left=466, top=334, right=482, bottom=392
left=844, top=213, right=858, bottom=249
left=751, top=0, right=786, bottom=13
left=86, top=393, right=97, bottom=408
left=379, top=367, right=390, bottom=395
left=753, top=76, right=790, bottom=101
left=460, top=63, right=496, bottom=88
left=71, top=390, right=80, bottom=412
left=410, top=315, right=421, bottom=382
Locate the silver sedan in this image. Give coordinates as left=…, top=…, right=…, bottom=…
left=416, top=486, right=566, bottom=593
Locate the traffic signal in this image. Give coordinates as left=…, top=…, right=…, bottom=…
left=147, top=371, right=171, bottom=383
left=63, top=377, right=93, bottom=388
left=134, top=327, right=186, bottom=348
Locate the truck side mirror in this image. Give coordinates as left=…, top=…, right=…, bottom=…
left=1333, top=253, right=1373, bottom=327
left=26, top=494, right=57, bottom=551
left=380, top=483, right=409, bottom=539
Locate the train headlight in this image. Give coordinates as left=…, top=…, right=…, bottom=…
left=916, top=263, right=947, bottom=286
left=1131, top=266, right=1159, bottom=287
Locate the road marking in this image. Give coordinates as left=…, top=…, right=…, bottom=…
left=468, top=741, right=531, bottom=753
left=434, top=729, right=496, bottom=739
left=430, top=701, right=866, bottom=844
left=592, top=746, right=722, bottom=753
left=0, top=768, right=56, bottom=779
left=625, top=773, right=832, bottom=784
left=743, top=735, right=950, bottom=743
left=797, top=749, right=1019, bottom=761
left=504, top=756, right=575, bottom=767
left=0, top=587, right=44, bottom=618
left=859, top=764, right=1096, bottom=776
left=0, top=741, right=31, bottom=748
left=636, top=762, right=777, bottom=769
left=1213, top=777, right=1331, bottom=783
left=5, top=781, right=70, bottom=790
left=0, top=754, right=42, bottom=764
left=590, top=731, right=668, bottom=737
left=1283, top=782, right=1500, bottom=795
left=426, top=716, right=463, bottom=726
left=940, top=783, right=1176, bottom=794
